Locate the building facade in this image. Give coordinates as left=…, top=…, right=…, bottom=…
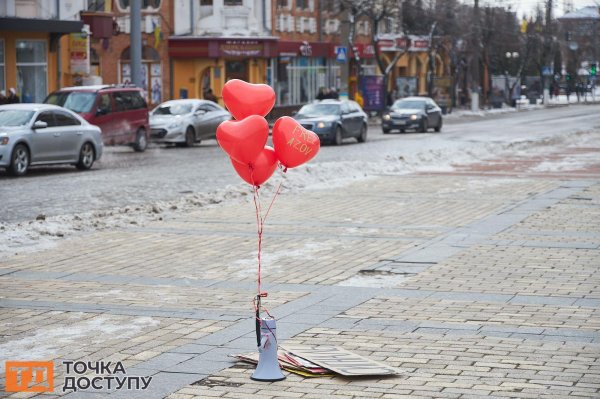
left=168, top=0, right=275, bottom=106
left=0, top=0, right=83, bottom=102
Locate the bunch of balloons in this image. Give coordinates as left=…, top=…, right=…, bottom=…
left=216, top=79, right=320, bottom=186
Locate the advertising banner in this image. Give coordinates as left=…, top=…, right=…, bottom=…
left=70, top=33, right=90, bottom=75
left=359, top=75, right=385, bottom=111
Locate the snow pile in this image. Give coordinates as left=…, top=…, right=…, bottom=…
left=0, top=315, right=159, bottom=373
left=0, top=128, right=598, bottom=260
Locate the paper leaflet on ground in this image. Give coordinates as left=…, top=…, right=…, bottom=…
left=230, top=351, right=334, bottom=378
left=232, top=344, right=402, bottom=377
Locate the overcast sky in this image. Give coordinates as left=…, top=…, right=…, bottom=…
left=470, top=0, right=599, bottom=18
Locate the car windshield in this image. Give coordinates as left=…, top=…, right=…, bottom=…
left=392, top=100, right=426, bottom=110
left=296, top=103, right=340, bottom=117
left=46, top=92, right=97, bottom=113
left=152, top=103, right=193, bottom=116
left=0, top=110, right=34, bottom=126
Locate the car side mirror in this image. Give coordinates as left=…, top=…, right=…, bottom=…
left=291, top=110, right=297, bottom=115
left=33, top=121, right=48, bottom=129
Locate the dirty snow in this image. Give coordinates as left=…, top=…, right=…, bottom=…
left=0, top=315, right=159, bottom=374
left=0, top=127, right=598, bottom=260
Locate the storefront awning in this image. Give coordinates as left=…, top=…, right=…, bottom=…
left=169, top=36, right=279, bottom=58
left=0, top=17, right=84, bottom=34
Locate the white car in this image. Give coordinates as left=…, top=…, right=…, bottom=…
left=0, top=104, right=103, bottom=177
left=150, top=99, right=232, bottom=147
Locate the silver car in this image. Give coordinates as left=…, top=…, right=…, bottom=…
left=150, top=99, right=232, bottom=147
left=0, top=104, right=103, bottom=177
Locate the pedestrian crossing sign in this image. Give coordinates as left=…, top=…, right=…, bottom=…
left=335, top=46, right=347, bottom=63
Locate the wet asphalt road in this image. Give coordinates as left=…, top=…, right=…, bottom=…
left=1, top=104, right=599, bottom=223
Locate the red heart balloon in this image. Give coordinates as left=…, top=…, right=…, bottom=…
left=222, top=79, right=276, bottom=120
left=216, top=115, right=269, bottom=164
left=231, top=146, right=278, bottom=187
left=272, top=116, right=320, bottom=169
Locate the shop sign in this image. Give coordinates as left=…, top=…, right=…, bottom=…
left=350, top=43, right=375, bottom=59
left=69, top=32, right=90, bottom=75
left=219, top=40, right=264, bottom=57
left=410, top=37, right=430, bottom=51
left=378, top=36, right=429, bottom=52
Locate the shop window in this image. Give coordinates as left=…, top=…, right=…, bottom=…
left=16, top=40, right=47, bottom=103
left=90, top=48, right=100, bottom=76
left=276, top=57, right=336, bottom=106
left=226, top=61, right=248, bottom=82
left=120, top=46, right=162, bottom=105
left=0, top=40, right=4, bottom=93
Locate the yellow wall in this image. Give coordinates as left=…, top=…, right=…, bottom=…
left=172, top=58, right=268, bottom=105
left=0, top=31, right=58, bottom=95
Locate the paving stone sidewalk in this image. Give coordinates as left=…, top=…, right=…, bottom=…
left=0, top=147, right=599, bottom=398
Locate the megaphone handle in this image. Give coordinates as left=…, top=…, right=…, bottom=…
left=255, top=294, right=261, bottom=347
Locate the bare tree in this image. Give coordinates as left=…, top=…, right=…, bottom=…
left=342, top=0, right=408, bottom=107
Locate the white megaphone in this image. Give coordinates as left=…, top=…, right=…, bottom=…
left=251, top=318, right=285, bottom=381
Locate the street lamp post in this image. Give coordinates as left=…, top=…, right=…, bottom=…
left=505, top=51, right=519, bottom=106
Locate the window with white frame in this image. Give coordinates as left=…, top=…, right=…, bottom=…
left=117, top=0, right=161, bottom=11
left=224, top=0, right=242, bottom=5
left=296, top=0, right=308, bottom=10
left=16, top=40, right=47, bottom=103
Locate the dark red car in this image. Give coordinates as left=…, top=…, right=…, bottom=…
left=45, top=85, right=150, bottom=152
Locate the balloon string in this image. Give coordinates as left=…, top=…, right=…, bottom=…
left=250, top=166, right=284, bottom=311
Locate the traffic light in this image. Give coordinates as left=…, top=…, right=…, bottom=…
left=566, top=73, right=571, bottom=81
left=591, top=64, right=597, bottom=76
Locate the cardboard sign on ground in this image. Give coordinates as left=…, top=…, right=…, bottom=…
left=281, top=345, right=402, bottom=376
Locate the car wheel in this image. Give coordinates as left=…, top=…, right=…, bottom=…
left=419, top=118, right=428, bottom=133
left=434, top=119, right=443, bottom=132
left=185, top=126, right=195, bottom=147
left=400, top=129, right=405, bottom=133
left=76, top=142, right=95, bottom=170
left=133, top=129, right=147, bottom=152
left=333, top=126, right=343, bottom=146
left=8, top=144, right=29, bottom=177
left=382, top=127, right=391, bottom=134
left=357, top=124, right=367, bottom=143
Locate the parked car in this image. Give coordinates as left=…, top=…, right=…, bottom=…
left=149, top=99, right=231, bottom=147
left=0, top=104, right=103, bottom=176
left=44, top=85, right=149, bottom=152
left=293, top=99, right=368, bottom=145
left=382, top=97, right=443, bottom=133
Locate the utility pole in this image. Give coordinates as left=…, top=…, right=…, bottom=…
left=470, top=0, right=480, bottom=111
left=130, top=0, right=142, bottom=89
left=543, top=0, right=553, bottom=104
left=339, top=6, right=350, bottom=100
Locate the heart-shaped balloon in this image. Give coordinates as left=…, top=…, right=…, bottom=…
left=216, top=115, right=269, bottom=164
left=222, top=79, right=276, bottom=120
left=272, top=116, right=320, bottom=169
left=231, top=146, right=278, bottom=187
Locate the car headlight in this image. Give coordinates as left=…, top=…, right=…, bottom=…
left=382, top=114, right=391, bottom=121
left=168, top=121, right=183, bottom=129
left=316, top=121, right=330, bottom=129
left=410, top=114, right=418, bottom=120
left=0, top=136, right=8, bottom=145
